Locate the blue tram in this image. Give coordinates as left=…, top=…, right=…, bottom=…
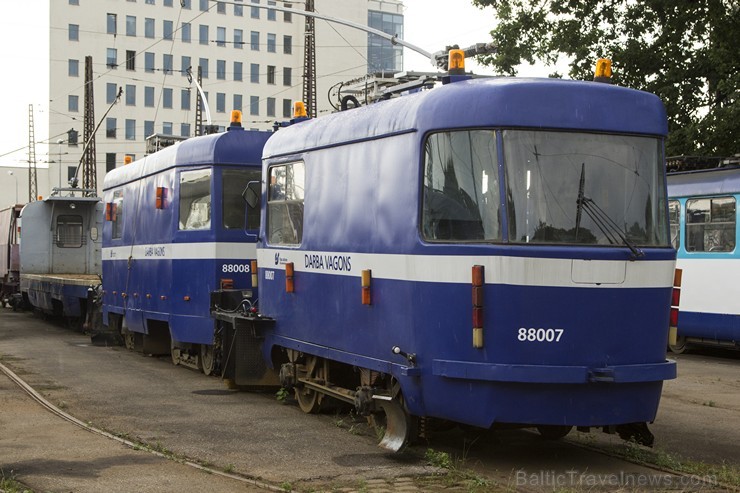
left=101, top=113, right=271, bottom=373
left=244, top=65, right=677, bottom=450
left=667, top=167, right=740, bottom=352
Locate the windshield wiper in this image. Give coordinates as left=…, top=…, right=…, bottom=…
left=574, top=163, right=644, bottom=259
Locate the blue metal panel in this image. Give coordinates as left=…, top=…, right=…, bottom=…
left=679, top=311, right=740, bottom=343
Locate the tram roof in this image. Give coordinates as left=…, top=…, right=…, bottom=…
left=103, top=127, right=271, bottom=191
left=667, top=167, right=740, bottom=198
left=263, top=77, right=668, bottom=160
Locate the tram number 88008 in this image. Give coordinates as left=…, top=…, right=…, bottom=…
left=222, top=264, right=251, bottom=273
left=517, top=327, right=564, bottom=343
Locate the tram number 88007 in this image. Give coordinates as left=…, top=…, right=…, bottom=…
left=517, top=327, right=564, bottom=343
left=222, top=264, right=251, bottom=273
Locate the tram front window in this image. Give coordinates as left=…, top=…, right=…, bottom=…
left=503, top=130, right=669, bottom=247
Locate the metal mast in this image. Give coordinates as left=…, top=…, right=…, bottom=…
left=194, top=66, right=203, bottom=136
left=82, top=56, right=97, bottom=195
left=27, top=104, right=37, bottom=202
left=302, top=0, right=317, bottom=118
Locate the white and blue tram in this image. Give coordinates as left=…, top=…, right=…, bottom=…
left=667, top=167, right=740, bottom=352
left=101, top=114, right=271, bottom=373
left=245, top=69, right=678, bottom=450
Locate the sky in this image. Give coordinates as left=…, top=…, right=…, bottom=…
left=0, top=0, right=553, bottom=170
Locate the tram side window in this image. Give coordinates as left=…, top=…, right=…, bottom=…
left=421, top=131, right=501, bottom=242
left=179, top=169, right=212, bottom=230
left=267, top=162, right=304, bottom=245
left=112, top=191, right=124, bottom=240
left=222, top=168, right=261, bottom=230
left=668, top=200, right=680, bottom=250
left=686, top=197, right=736, bottom=252
left=56, top=215, right=83, bottom=248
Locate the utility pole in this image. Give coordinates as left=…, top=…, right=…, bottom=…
left=194, top=66, right=203, bottom=136
left=82, top=56, right=97, bottom=195
left=27, top=104, right=37, bottom=202
left=302, top=0, right=317, bottom=118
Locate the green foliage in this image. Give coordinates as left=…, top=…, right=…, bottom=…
left=276, top=387, right=289, bottom=402
left=472, top=0, right=739, bottom=157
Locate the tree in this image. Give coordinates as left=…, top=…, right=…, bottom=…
left=472, top=0, right=739, bottom=157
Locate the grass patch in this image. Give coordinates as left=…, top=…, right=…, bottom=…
left=420, top=448, right=493, bottom=492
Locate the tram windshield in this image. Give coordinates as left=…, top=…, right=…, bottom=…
left=421, top=129, right=669, bottom=247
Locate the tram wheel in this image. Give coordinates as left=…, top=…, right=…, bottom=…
left=294, top=355, right=325, bottom=414
left=200, top=344, right=216, bottom=376
left=536, top=425, right=573, bottom=440
left=669, top=336, right=689, bottom=354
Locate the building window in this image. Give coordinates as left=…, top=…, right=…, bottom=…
left=106, top=118, right=117, bottom=138
left=126, top=50, right=136, bottom=71
left=163, top=122, right=173, bottom=135
left=107, top=83, right=117, bottom=103
left=181, top=89, right=191, bottom=110
left=126, top=15, right=136, bottom=36
left=283, top=35, right=292, bottom=54
left=181, top=56, right=191, bottom=75
left=217, top=1, right=226, bottom=13
left=145, top=18, right=155, bottom=38
left=216, top=27, right=226, bottom=47
left=125, top=119, right=136, bottom=140
left=250, top=96, right=259, bottom=115
left=267, top=161, right=305, bottom=245
left=144, top=51, right=154, bottom=72
left=106, top=48, right=118, bottom=68
left=199, top=58, right=209, bottom=78
left=179, top=169, right=212, bottom=230
left=68, top=95, right=79, bottom=112
left=199, top=25, right=209, bottom=45
left=235, top=0, right=243, bottom=16
left=367, top=10, right=404, bottom=72
left=267, top=97, right=275, bottom=117
left=234, top=61, right=243, bottom=81
left=68, top=59, right=79, bottom=77
left=145, top=52, right=155, bottom=72
left=251, top=0, right=260, bottom=19
left=69, top=24, right=79, bottom=41
left=267, top=1, right=276, bottom=20
left=284, top=3, right=292, bottom=22
left=106, top=153, right=116, bottom=172
left=216, top=93, right=226, bottom=113
left=180, top=0, right=191, bottom=7
left=144, top=121, right=154, bottom=138
left=216, top=60, right=226, bottom=80
left=283, top=98, right=292, bottom=118
left=125, top=85, right=136, bottom=105
left=163, top=54, right=173, bottom=74
left=250, top=63, right=259, bottom=83
left=106, top=14, right=117, bottom=35
left=69, top=0, right=79, bottom=5
left=234, top=29, right=244, bottom=49
left=163, top=88, right=173, bottom=108
left=163, top=20, right=174, bottom=40
left=145, top=86, right=155, bottom=107
left=233, top=94, right=243, bottom=112
left=267, top=65, right=275, bottom=84
left=67, top=167, right=76, bottom=183
left=283, top=67, right=292, bottom=86
left=267, top=33, right=276, bottom=53
left=199, top=0, right=208, bottom=11
left=146, top=0, right=155, bottom=4
left=181, top=123, right=191, bottom=137
left=181, top=22, right=191, bottom=42
left=250, top=31, right=259, bottom=51
left=686, top=197, right=736, bottom=252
